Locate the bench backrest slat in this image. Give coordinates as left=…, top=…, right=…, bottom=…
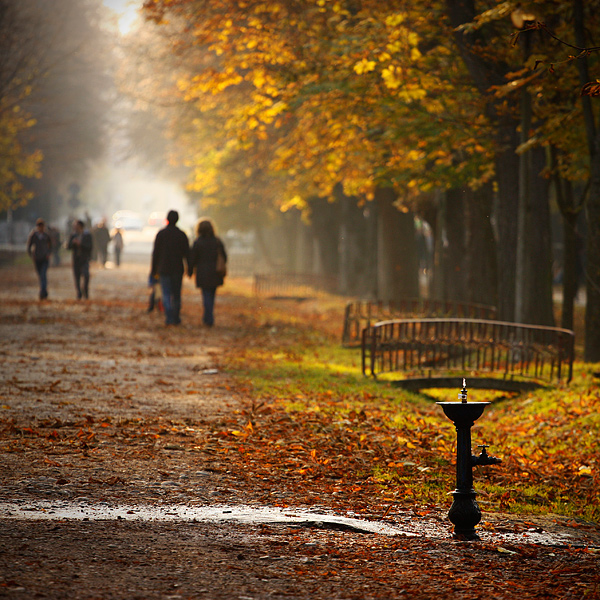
left=362, top=318, right=574, bottom=384
left=343, top=300, right=497, bottom=346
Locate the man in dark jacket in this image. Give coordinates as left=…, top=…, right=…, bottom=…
left=27, top=218, right=53, bottom=300
left=151, top=210, right=190, bottom=325
left=67, top=219, right=93, bottom=300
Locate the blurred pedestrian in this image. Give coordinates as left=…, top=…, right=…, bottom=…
left=47, top=225, right=61, bottom=267
left=67, top=219, right=93, bottom=300
left=188, top=218, right=227, bottom=327
left=150, top=209, right=189, bottom=325
left=112, top=227, right=124, bottom=267
left=26, top=218, right=52, bottom=300
left=93, top=219, right=111, bottom=267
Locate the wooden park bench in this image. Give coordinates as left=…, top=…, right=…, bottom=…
left=361, top=318, right=575, bottom=392
left=342, top=299, right=497, bottom=347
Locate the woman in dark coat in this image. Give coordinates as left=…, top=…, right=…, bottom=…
left=188, top=219, right=227, bottom=327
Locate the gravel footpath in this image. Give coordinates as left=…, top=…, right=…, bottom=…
left=1, top=256, right=599, bottom=600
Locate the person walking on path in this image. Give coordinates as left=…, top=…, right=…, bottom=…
left=47, top=225, right=61, bottom=267
left=150, top=209, right=190, bottom=325
left=93, top=219, right=111, bottom=267
left=26, top=218, right=53, bottom=300
left=112, top=227, right=124, bottom=267
left=188, top=218, right=227, bottom=327
left=67, top=219, right=93, bottom=300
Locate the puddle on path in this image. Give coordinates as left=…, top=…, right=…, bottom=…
left=0, top=500, right=597, bottom=548
left=0, top=501, right=405, bottom=535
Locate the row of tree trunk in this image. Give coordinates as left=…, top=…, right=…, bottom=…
left=269, top=180, right=562, bottom=328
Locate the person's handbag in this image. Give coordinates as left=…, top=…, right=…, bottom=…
left=216, top=248, right=227, bottom=277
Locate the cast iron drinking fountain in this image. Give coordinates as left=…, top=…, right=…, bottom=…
left=437, top=379, right=502, bottom=540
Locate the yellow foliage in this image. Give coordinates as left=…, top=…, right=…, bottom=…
left=148, top=0, right=497, bottom=208
left=385, top=14, right=405, bottom=27
left=253, top=70, right=266, bottom=88
left=406, top=149, right=425, bottom=162
left=410, top=47, right=422, bottom=60
left=354, top=58, right=376, bottom=75
left=386, top=41, right=403, bottom=54
left=0, top=100, right=42, bottom=211
left=280, top=195, right=306, bottom=212
left=407, top=32, right=420, bottom=47
left=381, top=65, right=402, bottom=89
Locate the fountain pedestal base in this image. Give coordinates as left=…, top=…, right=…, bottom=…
left=448, top=490, right=482, bottom=540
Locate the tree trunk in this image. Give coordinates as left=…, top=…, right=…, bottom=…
left=434, top=185, right=497, bottom=307
left=520, top=146, right=555, bottom=326
left=550, top=148, right=583, bottom=332
left=494, top=120, right=520, bottom=322
left=574, top=0, right=600, bottom=361
left=465, top=182, right=497, bottom=307
left=364, top=199, right=379, bottom=299
left=334, top=187, right=373, bottom=297
left=561, top=207, right=580, bottom=331
left=443, top=187, right=468, bottom=302
left=430, top=190, right=446, bottom=301
left=376, top=187, right=419, bottom=301
left=584, top=171, right=600, bottom=361
left=307, top=196, right=340, bottom=278
left=445, top=0, right=520, bottom=322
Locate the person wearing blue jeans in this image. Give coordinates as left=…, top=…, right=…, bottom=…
left=201, top=287, right=217, bottom=327
left=151, top=210, right=190, bottom=326
left=27, top=218, right=52, bottom=300
left=159, top=274, right=183, bottom=325
left=189, top=219, right=227, bottom=327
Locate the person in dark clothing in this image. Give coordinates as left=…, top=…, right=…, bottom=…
left=47, top=225, right=61, bottom=267
left=112, top=228, right=124, bottom=267
left=188, top=218, right=227, bottom=327
left=150, top=209, right=190, bottom=325
left=93, top=219, right=111, bottom=267
left=26, top=218, right=53, bottom=300
left=67, top=219, right=93, bottom=300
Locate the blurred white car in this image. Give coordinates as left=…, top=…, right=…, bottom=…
left=112, top=210, right=144, bottom=231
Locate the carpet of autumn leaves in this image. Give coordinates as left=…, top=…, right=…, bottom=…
left=207, top=294, right=600, bottom=524
left=1, top=259, right=600, bottom=599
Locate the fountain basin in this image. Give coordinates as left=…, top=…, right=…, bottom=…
left=436, top=401, right=490, bottom=426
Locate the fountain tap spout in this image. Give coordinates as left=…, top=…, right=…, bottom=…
left=471, top=445, right=502, bottom=466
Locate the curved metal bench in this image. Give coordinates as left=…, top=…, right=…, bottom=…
left=362, top=318, right=575, bottom=391
left=343, top=299, right=497, bottom=347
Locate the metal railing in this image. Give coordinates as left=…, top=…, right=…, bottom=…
left=362, top=318, right=574, bottom=384
left=254, top=272, right=338, bottom=298
left=343, top=299, right=497, bottom=346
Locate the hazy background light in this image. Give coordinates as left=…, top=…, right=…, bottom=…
left=102, top=0, right=140, bottom=35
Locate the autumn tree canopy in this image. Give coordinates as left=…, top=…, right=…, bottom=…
left=136, top=0, right=599, bottom=356
left=0, top=1, right=44, bottom=211
left=142, top=0, right=496, bottom=214
left=0, top=0, right=113, bottom=218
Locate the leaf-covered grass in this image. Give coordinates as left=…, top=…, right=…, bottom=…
left=222, top=295, right=600, bottom=523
